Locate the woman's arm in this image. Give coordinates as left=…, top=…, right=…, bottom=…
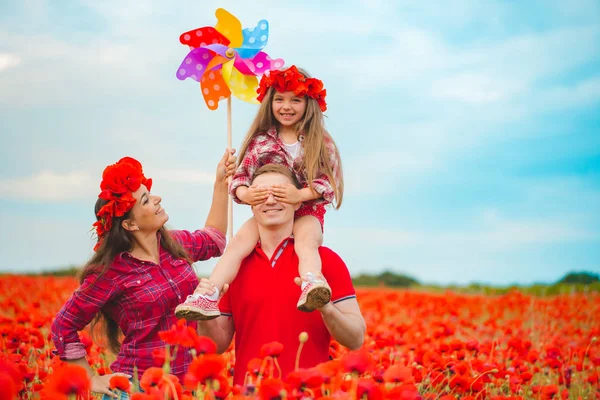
left=204, top=149, right=237, bottom=234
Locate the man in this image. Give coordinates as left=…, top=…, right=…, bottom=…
left=197, top=164, right=365, bottom=385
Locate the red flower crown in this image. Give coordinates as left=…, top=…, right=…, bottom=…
left=256, top=65, right=327, bottom=112
left=92, top=157, right=152, bottom=250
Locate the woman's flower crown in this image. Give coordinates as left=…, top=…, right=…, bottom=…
left=256, top=65, right=327, bottom=112
left=92, top=157, right=152, bottom=250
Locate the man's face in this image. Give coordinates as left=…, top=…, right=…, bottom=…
left=251, top=172, right=299, bottom=228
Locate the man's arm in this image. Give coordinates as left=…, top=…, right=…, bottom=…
left=197, top=315, right=235, bottom=354
left=319, top=299, right=365, bottom=350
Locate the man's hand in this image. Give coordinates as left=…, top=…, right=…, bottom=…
left=271, top=183, right=303, bottom=204
left=90, top=373, right=131, bottom=397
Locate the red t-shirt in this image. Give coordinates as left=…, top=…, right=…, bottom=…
left=219, top=238, right=356, bottom=386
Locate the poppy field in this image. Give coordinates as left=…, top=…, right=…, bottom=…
left=1, top=275, right=599, bottom=399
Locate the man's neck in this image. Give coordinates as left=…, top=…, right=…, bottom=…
left=258, top=223, right=293, bottom=259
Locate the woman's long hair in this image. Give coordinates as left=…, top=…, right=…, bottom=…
left=237, top=68, right=344, bottom=209
left=79, top=198, right=192, bottom=354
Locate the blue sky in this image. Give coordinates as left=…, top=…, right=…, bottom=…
left=0, top=0, right=598, bottom=285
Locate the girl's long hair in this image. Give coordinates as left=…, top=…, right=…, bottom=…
left=79, top=198, right=192, bottom=354
left=238, top=68, right=344, bottom=209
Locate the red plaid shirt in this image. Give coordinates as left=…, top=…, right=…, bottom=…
left=230, top=128, right=341, bottom=206
left=51, top=227, right=225, bottom=380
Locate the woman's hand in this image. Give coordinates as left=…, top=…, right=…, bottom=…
left=90, top=373, right=131, bottom=398
left=216, top=148, right=237, bottom=183
left=271, top=183, right=303, bottom=204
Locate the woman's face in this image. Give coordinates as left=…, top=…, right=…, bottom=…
left=126, top=184, right=168, bottom=232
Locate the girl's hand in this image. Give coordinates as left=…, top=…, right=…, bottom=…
left=91, top=373, right=131, bottom=397
left=195, top=278, right=228, bottom=299
left=216, top=148, right=237, bottom=183
left=242, top=185, right=271, bottom=206
left=271, top=183, right=303, bottom=204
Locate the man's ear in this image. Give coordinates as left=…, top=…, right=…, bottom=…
left=121, top=219, right=139, bottom=232
left=293, top=201, right=302, bottom=211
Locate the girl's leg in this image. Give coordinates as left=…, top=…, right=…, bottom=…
left=175, top=218, right=259, bottom=320
left=293, top=215, right=330, bottom=312
left=293, top=215, right=323, bottom=278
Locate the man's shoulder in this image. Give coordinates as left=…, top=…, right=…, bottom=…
left=318, top=246, right=346, bottom=268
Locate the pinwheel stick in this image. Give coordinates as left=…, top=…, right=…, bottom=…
left=227, top=96, right=233, bottom=241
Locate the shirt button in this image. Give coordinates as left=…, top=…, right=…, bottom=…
left=59, top=337, right=63, bottom=341
left=137, top=280, right=141, bottom=284
left=169, top=279, right=174, bottom=283
left=178, top=295, right=181, bottom=300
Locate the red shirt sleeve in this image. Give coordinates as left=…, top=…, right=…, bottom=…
left=319, top=247, right=356, bottom=303
left=219, top=290, right=232, bottom=316
left=51, top=272, right=120, bottom=360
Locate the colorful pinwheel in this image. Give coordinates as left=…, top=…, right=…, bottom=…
left=176, top=8, right=284, bottom=110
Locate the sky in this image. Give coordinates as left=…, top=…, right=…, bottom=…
left=0, top=0, right=599, bottom=285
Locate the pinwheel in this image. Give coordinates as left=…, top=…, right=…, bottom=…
left=176, top=8, right=284, bottom=110
left=175, top=8, right=284, bottom=239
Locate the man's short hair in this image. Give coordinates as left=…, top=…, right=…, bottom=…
left=251, top=164, right=302, bottom=189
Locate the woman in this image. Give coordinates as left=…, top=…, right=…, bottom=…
left=51, top=149, right=236, bottom=397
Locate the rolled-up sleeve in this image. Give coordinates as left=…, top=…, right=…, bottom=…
left=171, top=228, right=226, bottom=261
left=51, top=273, right=119, bottom=360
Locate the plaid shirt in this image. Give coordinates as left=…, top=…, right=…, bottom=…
left=230, top=128, right=341, bottom=206
left=51, top=227, right=225, bottom=380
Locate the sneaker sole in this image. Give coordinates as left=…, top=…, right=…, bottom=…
left=297, top=286, right=332, bottom=312
left=174, top=305, right=221, bottom=321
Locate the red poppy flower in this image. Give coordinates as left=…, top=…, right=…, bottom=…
left=247, top=357, right=263, bottom=377
left=341, top=350, right=374, bottom=375
left=0, top=373, right=17, bottom=400
left=43, top=364, right=90, bottom=398
left=132, top=394, right=162, bottom=400
left=159, top=319, right=198, bottom=348
left=140, top=367, right=164, bottom=392
left=285, top=368, right=324, bottom=390
left=194, top=336, right=217, bottom=355
left=258, top=378, right=287, bottom=400
left=109, top=375, right=131, bottom=392
left=383, top=364, right=414, bottom=384
left=357, top=378, right=384, bottom=400
left=260, top=341, right=284, bottom=358
left=386, top=383, right=421, bottom=400
left=186, top=353, right=225, bottom=385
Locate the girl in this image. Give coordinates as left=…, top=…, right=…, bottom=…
left=51, top=150, right=236, bottom=398
left=175, top=65, right=344, bottom=320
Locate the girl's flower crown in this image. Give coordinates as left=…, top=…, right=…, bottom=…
left=92, top=157, right=152, bottom=251
left=256, top=65, right=327, bottom=112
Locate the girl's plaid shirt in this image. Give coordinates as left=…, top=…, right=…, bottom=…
left=230, top=127, right=341, bottom=205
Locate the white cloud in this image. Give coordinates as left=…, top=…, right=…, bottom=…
left=431, top=73, right=525, bottom=104
left=0, top=53, right=21, bottom=73
left=153, top=169, right=215, bottom=185
left=0, top=170, right=96, bottom=201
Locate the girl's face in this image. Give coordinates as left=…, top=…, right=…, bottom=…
left=272, top=91, right=307, bottom=129
left=125, top=184, right=168, bottom=233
